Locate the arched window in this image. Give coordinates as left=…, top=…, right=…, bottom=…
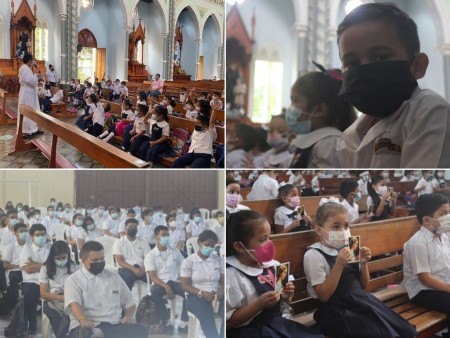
left=35, top=19, right=48, bottom=61
left=252, top=44, right=283, bottom=123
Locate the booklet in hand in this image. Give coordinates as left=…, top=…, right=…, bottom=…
left=348, top=235, right=360, bottom=263
left=275, top=262, right=290, bottom=293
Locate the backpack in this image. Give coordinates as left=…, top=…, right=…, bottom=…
left=136, top=295, right=165, bottom=334
left=4, top=295, right=26, bottom=337
left=170, top=128, right=190, bottom=156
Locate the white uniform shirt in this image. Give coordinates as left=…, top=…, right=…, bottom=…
left=415, top=178, right=438, bottom=197
left=42, top=216, right=59, bottom=238
left=46, top=70, right=57, bottom=83
left=66, top=225, right=81, bottom=240
left=211, top=223, right=224, bottom=244
left=226, top=204, right=250, bottom=214
left=247, top=174, right=279, bottom=200
left=20, top=242, right=51, bottom=284
left=358, top=178, right=369, bottom=195
left=186, top=220, right=206, bottom=237
left=188, top=128, right=217, bottom=155
left=180, top=252, right=223, bottom=292
left=137, top=221, right=156, bottom=245
left=227, top=149, right=247, bottom=169
left=152, top=213, right=167, bottom=226
left=121, top=109, right=135, bottom=121
left=92, top=213, right=108, bottom=230
left=168, top=229, right=186, bottom=249
left=311, top=176, right=320, bottom=194
left=112, top=236, right=150, bottom=267
left=144, top=246, right=184, bottom=282
left=226, top=256, right=278, bottom=326
left=50, top=90, right=64, bottom=104
left=304, top=242, right=338, bottom=298
left=92, top=103, right=105, bottom=126
left=337, top=88, right=450, bottom=168
left=39, top=264, right=79, bottom=294
left=77, top=228, right=103, bottom=243
left=274, top=205, right=308, bottom=229
left=3, top=240, right=25, bottom=272
left=341, top=199, right=359, bottom=224
left=150, top=120, right=170, bottom=137
left=0, top=227, right=16, bottom=258
left=102, top=217, right=121, bottom=236
left=64, top=266, right=134, bottom=331
left=263, top=149, right=294, bottom=169
left=60, top=210, right=74, bottom=224
left=403, top=227, right=450, bottom=299
left=175, top=213, right=187, bottom=229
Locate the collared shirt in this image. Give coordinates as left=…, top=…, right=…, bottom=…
left=42, top=216, right=60, bottom=237
left=341, top=199, right=359, bottom=224
left=150, top=120, right=170, bottom=137
left=226, top=204, right=250, bottom=214
left=274, top=205, right=309, bottom=229
left=415, top=178, right=438, bottom=197
left=152, top=213, right=167, bottom=226
left=134, top=116, right=149, bottom=136
left=304, top=242, right=339, bottom=298
left=20, top=242, right=51, bottom=284
left=64, top=266, right=134, bottom=331
left=144, top=246, right=184, bottom=283
left=39, top=264, right=79, bottom=294
left=337, top=87, right=450, bottom=168
left=403, top=227, right=450, bottom=299
left=92, top=212, right=108, bottom=230
left=137, top=221, right=156, bottom=245
left=247, top=174, right=279, bottom=200
left=180, top=252, right=223, bottom=291
left=113, top=83, right=121, bottom=95
left=102, top=217, right=121, bottom=236
left=186, top=220, right=206, bottom=237
left=77, top=228, right=103, bottom=243
left=263, top=149, right=294, bottom=169
left=46, top=70, right=57, bottom=83
left=0, top=227, right=16, bottom=258
left=3, top=240, right=25, bottom=271
left=168, top=229, right=185, bottom=249
left=66, top=225, right=81, bottom=240
left=188, top=128, right=217, bottom=155
left=112, top=236, right=150, bottom=267
left=50, top=89, right=63, bottom=103
left=211, top=222, right=224, bottom=244
left=151, top=79, right=164, bottom=92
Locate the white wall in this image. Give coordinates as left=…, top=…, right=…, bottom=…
left=202, top=15, right=219, bottom=80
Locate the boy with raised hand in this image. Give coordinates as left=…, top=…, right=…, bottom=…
left=336, top=3, right=450, bottom=168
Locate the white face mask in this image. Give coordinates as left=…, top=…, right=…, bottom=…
left=321, top=228, right=351, bottom=249
left=377, top=185, right=388, bottom=195
left=436, top=214, right=450, bottom=234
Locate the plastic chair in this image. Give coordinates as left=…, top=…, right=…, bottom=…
left=187, top=311, right=200, bottom=338
left=186, top=237, right=199, bottom=256
left=204, top=219, right=217, bottom=230
left=199, top=208, right=210, bottom=220
left=210, top=209, right=221, bottom=218
left=53, top=223, right=68, bottom=241
left=95, top=236, right=119, bottom=270
left=41, top=299, right=51, bottom=338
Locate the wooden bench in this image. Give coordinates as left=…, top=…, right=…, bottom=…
left=48, top=88, right=75, bottom=118
left=318, top=178, right=359, bottom=195
left=12, top=104, right=150, bottom=168
left=271, top=217, right=447, bottom=338
left=0, top=88, right=17, bottom=125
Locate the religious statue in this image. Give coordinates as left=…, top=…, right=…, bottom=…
left=16, top=30, right=29, bottom=59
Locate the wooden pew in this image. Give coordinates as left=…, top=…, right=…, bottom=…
left=100, top=99, right=122, bottom=116
left=12, top=104, right=149, bottom=168
left=48, top=88, right=75, bottom=118
left=0, top=88, right=17, bottom=125
left=318, top=177, right=358, bottom=195
left=271, top=217, right=447, bottom=338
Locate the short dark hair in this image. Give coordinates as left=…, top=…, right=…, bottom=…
left=196, top=113, right=210, bottom=127
left=14, top=222, right=27, bottom=232
left=415, top=193, right=449, bottom=225
left=226, top=210, right=266, bottom=256
left=198, top=229, right=218, bottom=243
left=154, top=225, right=168, bottom=236
left=277, top=184, right=295, bottom=200
left=30, top=223, right=46, bottom=236
left=226, top=178, right=239, bottom=187
left=337, top=3, right=420, bottom=59
left=6, top=209, right=18, bottom=217
left=137, top=103, right=149, bottom=114
left=125, top=218, right=138, bottom=226
left=235, top=123, right=257, bottom=151
left=339, top=180, right=359, bottom=199
left=80, top=241, right=104, bottom=259
left=23, top=54, right=33, bottom=64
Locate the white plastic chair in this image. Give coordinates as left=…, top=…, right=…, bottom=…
left=204, top=219, right=217, bottom=230
left=53, top=223, right=68, bottom=241
left=95, top=236, right=119, bottom=270
left=210, top=209, right=221, bottom=218
left=199, top=208, right=210, bottom=220
left=187, top=311, right=200, bottom=338
left=186, top=237, right=199, bottom=256
left=41, top=299, right=51, bottom=338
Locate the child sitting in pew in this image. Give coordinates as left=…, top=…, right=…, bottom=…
left=184, top=100, right=197, bottom=120
left=226, top=179, right=250, bottom=215
left=304, top=202, right=417, bottom=338
left=136, top=91, right=147, bottom=106
left=122, top=103, right=150, bottom=154
left=367, top=175, right=397, bottom=221
left=403, top=193, right=450, bottom=337
left=148, top=95, right=176, bottom=115
left=274, top=184, right=312, bottom=233
left=82, top=94, right=105, bottom=137
left=97, top=102, right=118, bottom=143
left=112, top=98, right=136, bottom=138
left=43, top=85, right=64, bottom=114
left=226, top=210, right=324, bottom=338
left=119, top=81, right=128, bottom=102
left=339, top=180, right=370, bottom=224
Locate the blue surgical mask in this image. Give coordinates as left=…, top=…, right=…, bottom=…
left=201, top=245, right=214, bottom=257
left=87, top=223, right=95, bottom=231
left=111, top=213, right=119, bottom=220
left=17, top=207, right=23, bottom=212
left=55, top=258, right=68, bottom=268
left=353, top=192, right=362, bottom=203
left=10, top=219, right=19, bottom=226
left=194, top=216, right=202, bottom=223
left=19, top=232, right=28, bottom=242
left=34, top=235, right=47, bottom=247
left=159, top=236, right=170, bottom=247
left=75, top=219, right=83, bottom=227
left=285, top=106, right=313, bottom=135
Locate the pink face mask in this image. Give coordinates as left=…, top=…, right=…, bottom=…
left=241, top=240, right=276, bottom=264
left=227, top=193, right=243, bottom=208
left=288, top=195, right=300, bottom=208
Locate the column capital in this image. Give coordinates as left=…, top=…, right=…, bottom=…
left=292, top=23, right=308, bottom=38
left=438, top=43, right=450, bottom=55
left=58, top=13, right=68, bottom=20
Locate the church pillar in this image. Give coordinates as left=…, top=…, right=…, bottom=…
left=293, top=23, right=308, bottom=75
left=124, top=26, right=131, bottom=80
left=439, top=44, right=450, bottom=101
left=195, top=39, right=203, bottom=80
left=162, top=33, right=168, bottom=79
left=164, top=0, right=176, bottom=80
left=59, top=13, right=68, bottom=82
left=217, top=42, right=223, bottom=80
left=66, top=0, right=79, bottom=81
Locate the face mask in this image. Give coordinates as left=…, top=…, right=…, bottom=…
left=156, top=211, right=163, bottom=217
left=35, top=214, right=41, bottom=220
left=436, top=214, right=450, bottom=234
left=55, top=258, right=68, bottom=268
left=98, top=209, right=105, bottom=216
left=87, top=223, right=95, bottom=231
left=87, top=209, right=93, bottom=215
left=195, top=125, right=204, bottom=132
left=169, top=221, right=176, bottom=228
left=34, top=235, right=47, bottom=247
left=226, top=193, right=243, bottom=208
left=159, top=236, right=170, bottom=246
left=339, top=60, right=418, bottom=118
left=177, top=208, right=183, bottom=214
left=75, top=219, right=83, bottom=227
left=353, top=192, right=362, bottom=203
left=377, top=186, right=388, bottom=195
left=51, top=202, right=56, bottom=207
left=287, top=196, right=300, bottom=209
left=48, top=211, right=55, bottom=217
left=65, top=208, right=70, bottom=213
left=322, top=229, right=351, bottom=250
left=87, top=261, right=105, bottom=275
left=217, top=216, right=224, bottom=225
left=241, top=240, right=276, bottom=264
left=267, top=132, right=290, bottom=150
left=10, top=219, right=19, bottom=226
left=194, top=216, right=202, bottom=223
left=17, top=207, right=23, bottom=212
left=19, top=232, right=28, bottom=242
left=201, top=245, right=215, bottom=257
left=127, top=228, right=138, bottom=238
left=438, top=173, right=445, bottom=178
left=285, top=106, right=313, bottom=135
left=111, top=213, right=119, bottom=220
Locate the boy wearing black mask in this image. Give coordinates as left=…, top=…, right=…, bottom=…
left=336, top=3, right=450, bottom=168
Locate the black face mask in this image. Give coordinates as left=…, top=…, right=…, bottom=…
left=127, top=228, right=138, bottom=238
left=339, top=60, right=418, bottom=118
left=88, top=261, right=105, bottom=275
left=195, top=125, right=203, bottom=132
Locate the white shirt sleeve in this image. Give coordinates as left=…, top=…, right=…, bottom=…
left=144, top=252, right=155, bottom=272
left=407, top=240, right=430, bottom=275
left=112, top=239, right=123, bottom=257
left=64, top=275, right=82, bottom=312
left=39, top=265, right=49, bottom=284
left=180, top=256, right=192, bottom=278
left=304, top=249, right=329, bottom=287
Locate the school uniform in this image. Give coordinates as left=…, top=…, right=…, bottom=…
left=358, top=178, right=369, bottom=195
left=175, top=212, right=187, bottom=229
left=185, top=109, right=198, bottom=120
left=403, top=227, right=450, bottom=329
left=77, top=228, right=103, bottom=243
left=91, top=103, right=105, bottom=137
left=60, top=210, right=74, bottom=224
left=263, top=149, right=294, bottom=168
left=137, top=221, right=157, bottom=246
left=115, top=109, right=135, bottom=136
left=290, top=127, right=341, bottom=168
left=226, top=204, right=250, bottom=214
left=113, top=236, right=150, bottom=289
left=144, top=246, right=187, bottom=324
left=274, top=205, right=309, bottom=232
left=414, top=177, right=437, bottom=197
left=341, top=199, right=359, bottom=224
left=92, top=212, right=108, bottom=230
left=366, top=195, right=392, bottom=221
left=247, top=174, right=279, bottom=200
left=311, top=176, right=320, bottom=194
left=227, top=255, right=322, bottom=338
left=64, top=265, right=148, bottom=338
left=400, top=176, right=417, bottom=182
left=20, top=242, right=51, bottom=333
left=181, top=252, right=224, bottom=338
left=109, top=83, right=121, bottom=101
left=0, top=226, right=16, bottom=257
left=3, top=240, right=25, bottom=306
left=122, top=116, right=149, bottom=153
left=138, top=120, right=171, bottom=162
left=168, top=228, right=186, bottom=249
left=337, top=87, right=450, bottom=168
left=186, top=220, right=206, bottom=237
left=227, top=149, right=248, bottom=168
left=40, top=264, right=79, bottom=338
left=46, top=70, right=57, bottom=86
left=171, top=127, right=217, bottom=168
left=102, top=217, right=121, bottom=237
left=42, top=215, right=60, bottom=238
left=211, top=222, right=224, bottom=244
left=304, top=242, right=416, bottom=338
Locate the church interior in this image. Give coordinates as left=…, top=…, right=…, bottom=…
left=0, top=0, right=225, bottom=168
